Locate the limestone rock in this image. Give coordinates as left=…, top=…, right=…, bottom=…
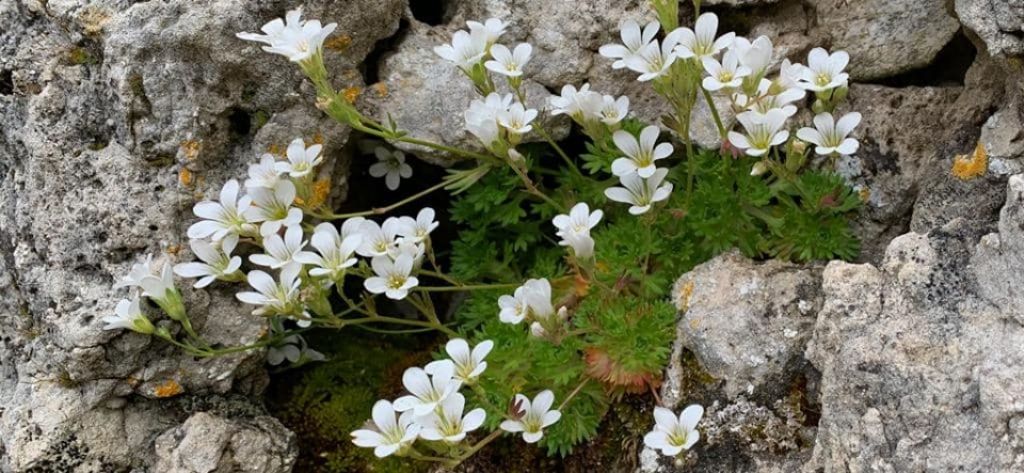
left=154, top=412, right=296, bottom=473
left=669, top=251, right=822, bottom=399
left=810, top=0, right=960, bottom=80
left=956, top=0, right=1024, bottom=57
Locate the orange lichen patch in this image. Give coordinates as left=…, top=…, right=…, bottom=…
left=153, top=379, right=184, bottom=398
left=165, top=244, right=183, bottom=256
left=372, top=82, right=389, bottom=97
left=180, top=140, right=202, bottom=161
left=342, top=86, right=362, bottom=104
left=311, top=132, right=325, bottom=146
left=952, top=142, right=988, bottom=181
left=178, top=168, right=194, bottom=187
left=324, top=34, right=352, bottom=52
left=307, top=178, right=332, bottom=209
left=584, top=348, right=660, bottom=394
left=857, top=186, right=871, bottom=202
left=675, top=280, right=695, bottom=312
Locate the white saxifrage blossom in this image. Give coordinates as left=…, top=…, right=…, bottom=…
left=624, top=32, right=680, bottom=81
left=187, top=179, right=255, bottom=242
left=611, top=125, right=674, bottom=178
left=644, top=405, right=704, bottom=456
left=236, top=266, right=306, bottom=323
left=599, top=20, right=659, bottom=69
left=498, top=103, right=538, bottom=135
left=417, top=393, right=486, bottom=443
left=500, top=390, right=562, bottom=443
left=796, top=112, right=861, bottom=156
left=605, top=168, right=674, bottom=215
left=396, top=207, right=439, bottom=243
left=467, top=18, right=507, bottom=46
left=701, top=50, right=750, bottom=92
left=426, top=338, right=494, bottom=383
left=116, top=257, right=186, bottom=320
left=393, top=363, right=463, bottom=416
left=173, top=238, right=242, bottom=288
left=370, top=147, right=413, bottom=191
left=102, top=296, right=154, bottom=334
left=294, top=222, right=362, bottom=279
left=498, top=278, right=553, bottom=325
left=236, top=7, right=337, bottom=63
left=485, top=43, right=532, bottom=77
left=530, top=306, right=569, bottom=339
left=274, top=137, right=323, bottom=178
left=387, top=237, right=426, bottom=264
left=552, top=202, right=603, bottom=259
left=249, top=225, right=313, bottom=270
left=798, top=47, right=849, bottom=92
left=434, top=29, right=488, bottom=70
left=728, top=109, right=790, bottom=157
left=356, top=218, right=403, bottom=257
left=351, top=400, right=421, bottom=458
left=364, top=254, right=419, bottom=300
left=465, top=93, right=513, bottom=149
left=674, top=12, right=735, bottom=60
left=549, top=83, right=593, bottom=120
left=246, top=154, right=285, bottom=189
left=731, top=36, right=774, bottom=79
left=245, top=179, right=303, bottom=237
left=583, top=94, right=630, bottom=126
left=733, top=78, right=804, bottom=116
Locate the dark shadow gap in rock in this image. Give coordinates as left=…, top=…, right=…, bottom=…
left=0, top=69, right=13, bottom=95
left=409, top=0, right=451, bottom=26
left=868, top=30, right=977, bottom=88
left=360, top=18, right=411, bottom=85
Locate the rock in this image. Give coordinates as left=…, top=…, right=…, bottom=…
left=0, top=0, right=402, bottom=470
left=805, top=175, right=1024, bottom=471
left=668, top=251, right=822, bottom=399
left=809, top=0, right=960, bottom=80
left=956, top=0, right=1024, bottom=57
left=980, top=101, right=1024, bottom=176
left=153, top=412, right=296, bottom=473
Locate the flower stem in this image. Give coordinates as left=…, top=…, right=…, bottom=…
left=453, top=429, right=504, bottom=465
left=534, top=123, right=579, bottom=175
left=414, top=283, right=520, bottom=292
left=701, top=88, right=727, bottom=140
left=310, top=178, right=451, bottom=220
left=558, top=377, right=591, bottom=411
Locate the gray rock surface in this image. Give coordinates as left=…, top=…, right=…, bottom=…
left=154, top=412, right=296, bottom=473
left=956, top=0, right=1024, bottom=57
left=810, top=0, right=961, bottom=80
left=0, top=0, right=401, bottom=470
left=669, top=252, right=822, bottom=399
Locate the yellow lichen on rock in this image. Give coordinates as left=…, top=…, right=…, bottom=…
left=951, top=142, right=987, bottom=181
left=153, top=379, right=184, bottom=398
left=674, top=279, right=695, bottom=312
left=342, top=86, right=362, bottom=104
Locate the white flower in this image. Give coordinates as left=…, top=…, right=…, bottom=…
left=599, top=20, right=659, bottom=69
left=369, top=147, right=412, bottom=191
left=798, top=47, right=849, bottom=92
left=796, top=112, right=861, bottom=156
left=731, top=36, right=774, bottom=78
left=498, top=103, right=538, bottom=135
left=530, top=306, right=569, bottom=339
left=274, top=138, right=323, bottom=178
left=485, top=43, right=532, bottom=77
left=733, top=78, right=804, bottom=115
left=364, top=254, right=419, bottom=300
left=351, top=400, right=421, bottom=458
left=388, top=238, right=426, bottom=264
left=583, top=94, right=629, bottom=126
left=467, top=18, right=507, bottom=46
left=434, top=29, right=488, bottom=70
left=604, top=168, right=674, bottom=215
left=173, top=238, right=242, bottom=288
left=356, top=218, right=403, bottom=257
left=552, top=202, right=603, bottom=259
left=674, top=13, right=735, bottom=60
left=728, top=109, right=790, bottom=157
left=426, top=338, right=494, bottom=383
left=114, top=256, right=180, bottom=315
left=498, top=277, right=555, bottom=325
left=245, top=179, right=303, bottom=237
left=775, top=58, right=805, bottom=91
left=236, top=7, right=337, bottom=63
left=246, top=154, right=285, bottom=189
left=644, top=405, right=703, bottom=456
left=500, top=390, right=562, bottom=443
left=417, top=393, right=486, bottom=443
left=102, top=296, right=154, bottom=334
left=236, top=266, right=306, bottom=323
left=294, top=222, right=362, bottom=279
left=393, top=363, right=462, bottom=417
left=624, top=33, right=680, bottom=81
left=249, top=225, right=313, bottom=270
left=396, top=207, right=439, bottom=243
left=701, top=50, right=750, bottom=92
left=611, top=126, right=673, bottom=178
left=549, top=83, right=594, bottom=119
left=187, top=179, right=256, bottom=242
